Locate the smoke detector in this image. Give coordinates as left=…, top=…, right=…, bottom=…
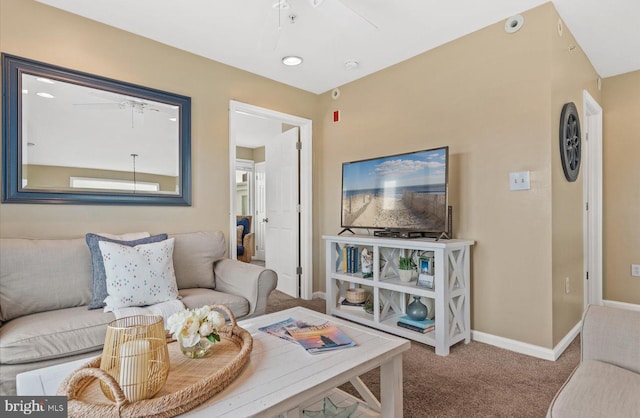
left=505, top=15, right=524, bottom=34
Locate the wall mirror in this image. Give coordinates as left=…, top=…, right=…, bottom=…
left=2, top=54, right=191, bottom=205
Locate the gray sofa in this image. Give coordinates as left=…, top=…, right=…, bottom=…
left=547, top=304, right=640, bottom=417
left=0, top=231, right=277, bottom=395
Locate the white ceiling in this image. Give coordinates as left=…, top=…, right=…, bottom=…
left=36, top=0, right=639, bottom=94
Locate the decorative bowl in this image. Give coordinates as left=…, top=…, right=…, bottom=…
left=346, top=288, right=366, bottom=303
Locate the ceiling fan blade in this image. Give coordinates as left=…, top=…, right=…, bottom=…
left=72, top=102, right=123, bottom=110
left=335, top=0, right=378, bottom=29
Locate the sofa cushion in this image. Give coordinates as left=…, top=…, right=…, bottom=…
left=100, top=238, right=179, bottom=310
left=86, top=233, right=168, bottom=309
left=0, top=307, right=115, bottom=364
left=178, top=288, right=249, bottom=319
left=170, top=232, right=226, bottom=290
left=547, top=360, right=640, bottom=418
left=0, top=238, right=93, bottom=322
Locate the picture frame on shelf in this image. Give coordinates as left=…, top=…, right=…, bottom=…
left=416, top=273, right=434, bottom=289
left=419, top=255, right=434, bottom=275
left=417, top=256, right=434, bottom=289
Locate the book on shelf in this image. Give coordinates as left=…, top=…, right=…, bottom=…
left=396, top=321, right=435, bottom=334
left=285, top=321, right=356, bottom=354
left=342, top=245, right=360, bottom=274
left=397, top=315, right=435, bottom=329
left=259, top=318, right=356, bottom=354
left=339, top=297, right=366, bottom=311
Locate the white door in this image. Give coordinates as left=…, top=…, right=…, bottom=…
left=266, top=127, right=299, bottom=297
left=254, top=162, right=266, bottom=261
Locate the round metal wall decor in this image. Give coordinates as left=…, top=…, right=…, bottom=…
left=559, top=102, right=581, bottom=182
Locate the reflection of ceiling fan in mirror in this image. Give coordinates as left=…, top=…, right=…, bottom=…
left=73, top=90, right=178, bottom=127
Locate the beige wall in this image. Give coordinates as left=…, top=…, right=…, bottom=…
left=236, top=147, right=255, bottom=161
left=0, top=0, right=316, bottom=238
left=254, top=147, right=266, bottom=164
left=316, top=3, right=598, bottom=348
left=25, top=165, right=177, bottom=192
left=602, top=70, right=640, bottom=304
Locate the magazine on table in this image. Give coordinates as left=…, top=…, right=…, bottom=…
left=285, top=321, right=356, bottom=354
left=257, top=317, right=309, bottom=344
left=259, top=318, right=356, bottom=353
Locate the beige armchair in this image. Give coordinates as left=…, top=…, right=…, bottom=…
left=547, top=305, right=640, bottom=417
left=236, top=216, right=255, bottom=263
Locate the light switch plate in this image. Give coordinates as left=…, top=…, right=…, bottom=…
left=632, top=264, right=640, bottom=277
left=509, top=171, right=530, bottom=191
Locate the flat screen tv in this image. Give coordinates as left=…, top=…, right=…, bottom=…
left=341, top=146, right=449, bottom=235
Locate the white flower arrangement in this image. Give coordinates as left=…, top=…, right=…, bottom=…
left=167, top=306, right=225, bottom=348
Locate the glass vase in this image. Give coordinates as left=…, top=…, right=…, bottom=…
left=180, top=338, right=212, bottom=358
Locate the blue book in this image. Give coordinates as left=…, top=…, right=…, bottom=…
left=398, top=315, right=435, bottom=329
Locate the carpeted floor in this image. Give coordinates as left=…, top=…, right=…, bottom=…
left=267, top=290, right=579, bottom=418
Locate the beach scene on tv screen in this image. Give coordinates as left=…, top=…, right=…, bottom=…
left=342, top=148, right=447, bottom=231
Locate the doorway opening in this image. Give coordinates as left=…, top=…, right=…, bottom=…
left=229, top=101, right=313, bottom=300
left=582, top=90, right=603, bottom=308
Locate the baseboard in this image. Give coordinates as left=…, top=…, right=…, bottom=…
left=602, top=299, right=640, bottom=311
left=316, top=290, right=582, bottom=360
left=551, top=321, right=582, bottom=360
left=471, top=321, right=581, bottom=361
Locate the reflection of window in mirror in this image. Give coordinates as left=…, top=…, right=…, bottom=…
left=236, top=159, right=254, bottom=216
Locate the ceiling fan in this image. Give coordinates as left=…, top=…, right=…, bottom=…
left=265, top=0, right=377, bottom=50
left=306, top=0, right=377, bottom=29
left=73, top=91, right=177, bottom=127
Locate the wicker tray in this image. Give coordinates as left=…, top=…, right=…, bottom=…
left=58, top=305, right=253, bottom=418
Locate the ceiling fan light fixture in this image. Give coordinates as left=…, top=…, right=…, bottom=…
left=282, top=55, right=303, bottom=66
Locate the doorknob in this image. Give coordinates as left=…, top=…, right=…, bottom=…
left=263, top=218, right=269, bottom=223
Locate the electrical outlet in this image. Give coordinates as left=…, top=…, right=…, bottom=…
left=632, top=264, right=640, bottom=277
left=564, top=277, right=570, bottom=294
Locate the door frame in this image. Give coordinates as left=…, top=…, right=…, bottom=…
left=582, top=90, right=603, bottom=307
left=254, top=161, right=266, bottom=261
left=229, top=100, right=313, bottom=300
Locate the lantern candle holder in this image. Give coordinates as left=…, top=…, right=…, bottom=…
left=99, top=315, right=169, bottom=402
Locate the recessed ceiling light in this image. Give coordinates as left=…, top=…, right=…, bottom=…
left=36, top=92, right=55, bottom=99
left=169, top=117, right=177, bottom=122
left=282, top=56, right=303, bottom=66
left=36, top=77, right=55, bottom=84
left=22, top=89, right=28, bottom=94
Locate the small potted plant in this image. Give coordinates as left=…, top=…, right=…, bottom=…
left=398, top=256, right=414, bottom=282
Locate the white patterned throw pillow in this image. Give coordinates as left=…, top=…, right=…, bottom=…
left=99, top=238, right=179, bottom=310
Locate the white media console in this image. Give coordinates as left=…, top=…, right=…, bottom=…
left=324, top=234, right=474, bottom=355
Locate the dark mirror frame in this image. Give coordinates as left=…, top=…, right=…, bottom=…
left=1, top=54, right=192, bottom=205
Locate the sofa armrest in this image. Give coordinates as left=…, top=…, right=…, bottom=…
left=581, top=304, right=640, bottom=373
left=214, top=258, right=277, bottom=318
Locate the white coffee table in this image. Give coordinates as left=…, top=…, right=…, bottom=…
left=17, top=307, right=410, bottom=417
